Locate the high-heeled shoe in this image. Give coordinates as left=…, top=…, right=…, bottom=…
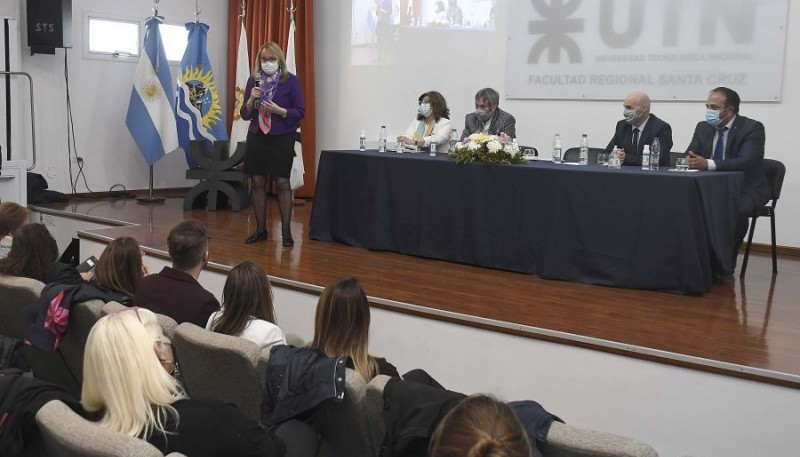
left=282, top=233, right=295, bottom=247
left=245, top=230, right=268, bottom=244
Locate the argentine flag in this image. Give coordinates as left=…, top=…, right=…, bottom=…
left=126, top=16, right=179, bottom=166
left=175, top=22, right=227, bottom=168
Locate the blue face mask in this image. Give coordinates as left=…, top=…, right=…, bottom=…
left=706, top=109, right=722, bottom=126
left=418, top=103, right=432, bottom=117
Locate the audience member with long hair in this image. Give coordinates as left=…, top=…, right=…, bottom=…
left=310, top=277, right=399, bottom=380
left=429, top=395, right=532, bottom=457
left=0, top=222, right=83, bottom=284
left=0, top=202, right=29, bottom=259
left=207, top=261, right=286, bottom=349
left=82, top=308, right=286, bottom=456
left=91, top=236, right=148, bottom=305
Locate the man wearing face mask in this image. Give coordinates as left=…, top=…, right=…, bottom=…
left=461, top=88, right=516, bottom=139
left=603, top=91, right=672, bottom=166
left=686, top=87, right=770, bottom=269
left=398, top=91, right=453, bottom=152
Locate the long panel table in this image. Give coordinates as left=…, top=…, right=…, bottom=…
left=309, top=149, right=744, bottom=294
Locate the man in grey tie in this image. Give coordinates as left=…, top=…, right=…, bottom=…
left=686, top=87, right=770, bottom=270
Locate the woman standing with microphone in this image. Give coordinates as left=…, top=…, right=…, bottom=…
left=240, top=42, right=305, bottom=246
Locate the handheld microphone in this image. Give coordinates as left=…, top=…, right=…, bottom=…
left=253, top=73, right=262, bottom=106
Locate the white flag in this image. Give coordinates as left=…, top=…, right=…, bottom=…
left=286, top=18, right=305, bottom=191
left=229, top=22, right=250, bottom=149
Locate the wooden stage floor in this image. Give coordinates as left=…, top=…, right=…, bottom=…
left=34, top=197, right=800, bottom=388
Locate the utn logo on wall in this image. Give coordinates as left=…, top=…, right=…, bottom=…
left=505, top=0, right=789, bottom=101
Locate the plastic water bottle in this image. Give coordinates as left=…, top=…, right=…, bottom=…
left=650, top=137, right=660, bottom=170
left=359, top=130, right=366, bottom=151
left=552, top=133, right=562, bottom=163
left=608, top=145, right=621, bottom=169
left=579, top=134, right=589, bottom=165
left=449, top=128, right=458, bottom=151
left=378, top=125, right=387, bottom=152
left=430, top=140, right=437, bottom=157
left=642, top=145, right=651, bottom=170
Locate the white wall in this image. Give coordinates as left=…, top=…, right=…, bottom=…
left=9, top=0, right=228, bottom=194
left=314, top=0, right=800, bottom=248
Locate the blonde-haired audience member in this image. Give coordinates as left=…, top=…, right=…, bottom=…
left=0, top=202, right=29, bottom=259
left=429, top=395, right=532, bottom=457
left=82, top=308, right=286, bottom=456
left=207, top=261, right=286, bottom=349
left=310, top=277, right=399, bottom=380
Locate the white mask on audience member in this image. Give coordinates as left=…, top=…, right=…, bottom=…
left=261, top=60, right=279, bottom=75
left=418, top=103, right=432, bottom=117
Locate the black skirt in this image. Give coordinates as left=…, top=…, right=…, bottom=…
left=243, top=132, right=296, bottom=178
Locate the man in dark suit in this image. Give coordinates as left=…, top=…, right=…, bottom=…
left=134, top=219, right=220, bottom=327
left=603, top=91, right=672, bottom=166
left=461, top=87, right=516, bottom=139
left=686, top=86, right=770, bottom=267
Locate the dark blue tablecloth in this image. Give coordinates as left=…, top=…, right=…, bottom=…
left=309, top=150, right=743, bottom=294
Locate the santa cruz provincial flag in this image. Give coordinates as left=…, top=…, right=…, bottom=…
left=126, top=16, right=179, bottom=166
left=175, top=22, right=227, bottom=168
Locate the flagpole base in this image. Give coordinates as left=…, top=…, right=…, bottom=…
left=136, top=195, right=166, bottom=203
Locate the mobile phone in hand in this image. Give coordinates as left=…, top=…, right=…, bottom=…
left=76, top=256, right=99, bottom=273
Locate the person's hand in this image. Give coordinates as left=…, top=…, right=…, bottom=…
left=261, top=100, right=287, bottom=117
left=686, top=151, right=708, bottom=170
left=80, top=271, right=94, bottom=282
left=616, top=147, right=625, bottom=163
left=248, top=87, right=261, bottom=104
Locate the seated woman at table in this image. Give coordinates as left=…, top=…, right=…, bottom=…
left=309, top=277, right=399, bottom=380
left=397, top=91, right=452, bottom=153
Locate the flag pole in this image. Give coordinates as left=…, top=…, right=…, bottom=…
left=137, top=164, right=165, bottom=203
left=136, top=0, right=165, bottom=204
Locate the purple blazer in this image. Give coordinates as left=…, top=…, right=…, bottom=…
left=240, top=72, right=305, bottom=136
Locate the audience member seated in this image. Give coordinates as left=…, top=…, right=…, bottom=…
left=429, top=395, right=532, bottom=457
left=382, top=377, right=559, bottom=457
left=397, top=91, right=453, bottom=153
left=0, top=223, right=84, bottom=285
left=0, top=202, right=29, bottom=259
left=309, top=277, right=399, bottom=380
left=206, top=261, right=287, bottom=349
left=461, top=87, right=516, bottom=139
left=81, top=308, right=287, bottom=456
left=134, top=219, right=220, bottom=327
left=90, top=236, right=148, bottom=305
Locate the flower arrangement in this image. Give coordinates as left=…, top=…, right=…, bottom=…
left=449, top=132, right=525, bottom=164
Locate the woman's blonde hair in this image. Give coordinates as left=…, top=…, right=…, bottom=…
left=94, top=237, right=147, bottom=298
left=252, top=41, right=290, bottom=81
left=81, top=309, right=185, bottom=439
left=429, top=395, right=532, bottom=457
left=311, top=277, right=378, bottom=380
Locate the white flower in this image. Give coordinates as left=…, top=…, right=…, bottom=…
left=467, top=141, right=480, bottom=151
left=503, top=144, right=514, bottom=154
left=487, top=140, right=502, bottom=153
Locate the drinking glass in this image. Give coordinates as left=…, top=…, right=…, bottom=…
left=597, top=152, right=608, bottom=165
left=675, top=157, right=688, bottom=171
left=523, top=148, right=536, bottom=159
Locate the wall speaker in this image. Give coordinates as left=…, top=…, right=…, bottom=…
left=26, top=0, right=72, bottom=54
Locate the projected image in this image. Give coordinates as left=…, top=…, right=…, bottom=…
left=351, top=0, right=496, bottom=65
